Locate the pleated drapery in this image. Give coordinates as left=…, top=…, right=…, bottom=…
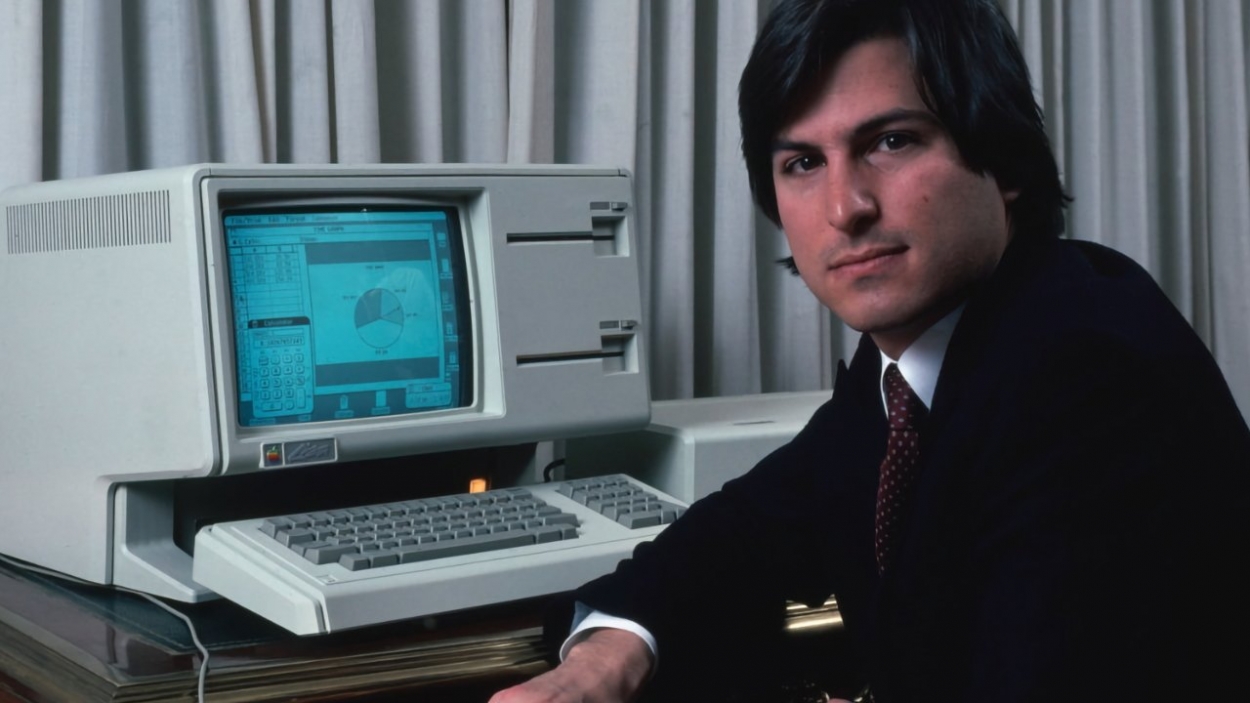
left=1, top=0, right=1246, bottom=416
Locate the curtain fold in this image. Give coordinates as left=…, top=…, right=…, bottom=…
left=330, top=0, right=381, bottom=164
left=639, top=0, right=698, bottom=400
left=0, top=0, right=43, bottom=188
left=375, top=0, right=445, bottom=162
left=702, top=1, right=762, bottom=397
left=448, top=0, right=508, bottom=163
left=50, top=0, right=128, bottom=179
left=1201, top=0, right=1250, bottom=413
left=551, top=0, right=639, bottom=169
left=203, top=0, right=268, bottom=163
left=1, top=0, right=1246, bottom=414
left=285, top=2, right=334, bottom=162
left=123, top=1, right=208, bottom=168
left=506, top=0, right=555, bottom=164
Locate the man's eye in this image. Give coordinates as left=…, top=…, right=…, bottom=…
left=875, top=133, right=914, bottom=152
left=783, top=154, right=822, bottom=173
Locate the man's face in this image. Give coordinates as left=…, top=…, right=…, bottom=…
left=771, top=37, right=1015, bottom=358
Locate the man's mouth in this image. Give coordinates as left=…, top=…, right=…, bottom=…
left=830, top=245, right=908, bottom=271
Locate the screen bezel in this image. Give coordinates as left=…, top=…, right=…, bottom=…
left=200, top=177, right=498, bottom=475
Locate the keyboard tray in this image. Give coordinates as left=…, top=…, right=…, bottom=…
left=192, top=474, right=686, bottom=634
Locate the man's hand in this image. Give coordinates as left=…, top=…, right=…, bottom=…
left=488, top=628, right=654, bottom=703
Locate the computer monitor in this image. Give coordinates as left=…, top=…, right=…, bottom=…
left=217, top=200, right=478, bottom=471
left=223, top=204, right=472, bottom=432
left=0, top=164, right=650, bottom=599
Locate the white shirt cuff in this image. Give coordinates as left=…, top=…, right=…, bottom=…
left=559, top=602, right=659, bottom=663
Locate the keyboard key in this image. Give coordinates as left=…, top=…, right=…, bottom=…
left=618, top=511, right=662, bottom=528
left=371, top=552, right=400, bottom=568
left=532, top=525, right=569, bottom=544
left=295, top=540, right=329, bottom=556
left=278, top=528, right=316, bottom=547
left=339, top=553, right=372, bottom=571
left=261, top=517, right=296, bottom=537
left=304, top=544, right=359, bottom=565
left=604, top=504, right=632, bottom=520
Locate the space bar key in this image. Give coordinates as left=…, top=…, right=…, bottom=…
left=393, top=532, right=538, bottom=563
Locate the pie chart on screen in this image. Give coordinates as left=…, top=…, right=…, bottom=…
left=355, top=288, right=405, bottom=348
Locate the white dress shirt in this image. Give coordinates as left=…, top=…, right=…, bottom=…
left=878, top=304, right=963, bottom=411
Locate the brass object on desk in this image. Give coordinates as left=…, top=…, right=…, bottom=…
left=784, top=596, right=843, bottom=634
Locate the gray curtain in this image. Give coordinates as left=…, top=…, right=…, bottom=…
left=1004, top=0, right=1250, bottom=417
left=2, top=0, right=1246, bottom=416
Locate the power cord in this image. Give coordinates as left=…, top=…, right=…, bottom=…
left=542, top=457, right=566, bottom=482
left=0, top=554, right=209, bottom=703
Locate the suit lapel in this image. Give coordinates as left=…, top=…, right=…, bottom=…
left=884, top=234, right=1060, bottom=584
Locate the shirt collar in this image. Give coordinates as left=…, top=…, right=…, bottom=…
left=878, top=304, right=965, bottom=411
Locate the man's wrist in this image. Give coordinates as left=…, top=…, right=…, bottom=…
left=562, top=628, right=654, bottom=699
left=563, top=605, right=659, bottom=663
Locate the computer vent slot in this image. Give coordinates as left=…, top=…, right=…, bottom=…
left=5, top=190, right=172, bottom=254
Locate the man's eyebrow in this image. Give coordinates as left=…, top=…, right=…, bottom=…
left=770, top=108, right=940, bottom=155
left=852, top=108, right=940, bottom=139
left=771, top=137, right=818, bottom=155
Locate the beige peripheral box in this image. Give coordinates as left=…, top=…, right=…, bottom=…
left=566, top=390, right=831, bottom=503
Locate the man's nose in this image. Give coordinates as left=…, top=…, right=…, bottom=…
left=824, top=163, right=878, bottom=235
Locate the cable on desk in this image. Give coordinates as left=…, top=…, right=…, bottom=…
left=132, top=591, right=210, bottom=703
left=0, top=554, right=210, bottom=703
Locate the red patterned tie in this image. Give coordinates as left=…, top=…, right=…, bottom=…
left=875, top=363, right=927, bottom=573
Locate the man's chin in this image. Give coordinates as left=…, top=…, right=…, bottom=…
left=840, top=312, right=936, bottom=357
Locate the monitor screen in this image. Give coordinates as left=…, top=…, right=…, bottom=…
left=222, top=205, right=472, bottom=427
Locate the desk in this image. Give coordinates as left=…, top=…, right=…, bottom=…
left=0, top=558, right=853, bottom=702
left=0, top=557, right=552, bottom=702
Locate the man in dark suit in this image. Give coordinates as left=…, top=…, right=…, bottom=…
left=492, top=0, right=1250, bottom=701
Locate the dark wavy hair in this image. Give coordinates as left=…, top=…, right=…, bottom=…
left=739, top=0, right=1068, bottom=243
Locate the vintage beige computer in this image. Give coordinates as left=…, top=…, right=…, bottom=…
left=0, top=163, right=687, bottom=634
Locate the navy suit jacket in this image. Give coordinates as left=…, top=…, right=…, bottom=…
left=576, top=233, right=1250, bottom=702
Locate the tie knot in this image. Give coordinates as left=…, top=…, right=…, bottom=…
left=883, top=363, right=926, bottom=430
